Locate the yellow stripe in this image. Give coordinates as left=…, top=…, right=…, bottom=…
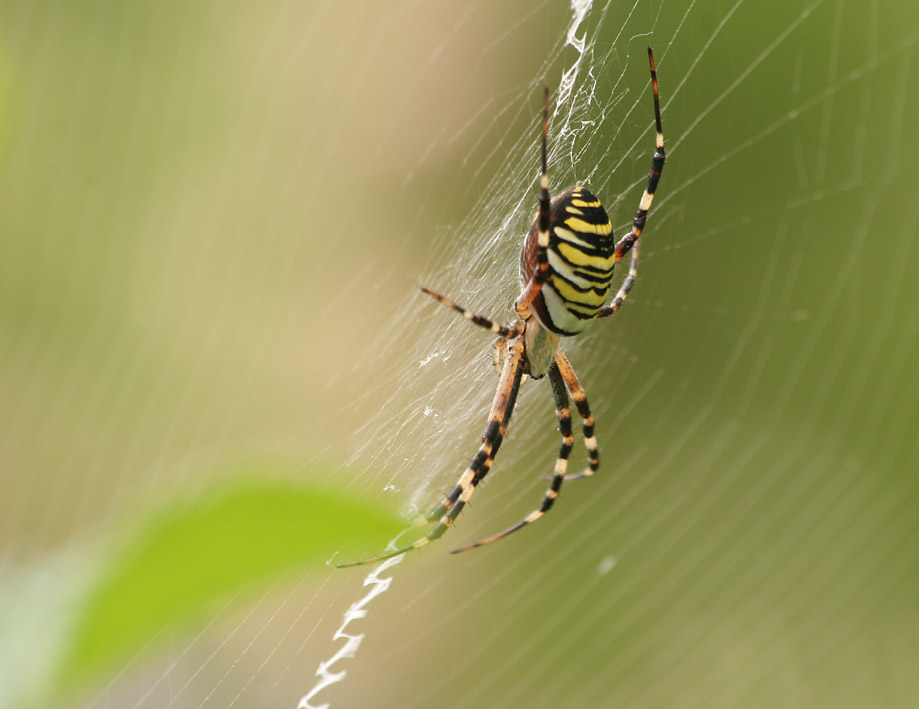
left=565, top=300, right=606, bottom=316
left=548, top=250, right=609, bottom=290
left=571, top=198, right=602, bottom=208
left=557, top=241, right=616, bottom=269
left=564, top=216, right=612, bottom=236
left=554, top=226, right=594, bottom=248
left=549, top=276, right=610, bottom=308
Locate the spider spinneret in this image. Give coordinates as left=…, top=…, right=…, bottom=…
left=337, top=46, right=665, bottom=567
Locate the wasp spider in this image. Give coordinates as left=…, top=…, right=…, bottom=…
left=338, top=47, right=665, bottom=567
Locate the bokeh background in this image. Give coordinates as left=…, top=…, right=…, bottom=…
left=2, top=0, right=918, bottom=707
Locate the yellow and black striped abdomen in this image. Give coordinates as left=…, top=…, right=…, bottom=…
left=521, top=186, right=615, bottom=336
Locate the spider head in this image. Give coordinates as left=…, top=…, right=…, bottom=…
left=522, top=317, right=559, bottom=380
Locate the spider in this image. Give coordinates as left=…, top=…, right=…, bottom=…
left=337, top=47, right=664, bottom=567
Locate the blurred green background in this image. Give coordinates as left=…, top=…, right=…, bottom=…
left=1, top=0, right=917, bottom=707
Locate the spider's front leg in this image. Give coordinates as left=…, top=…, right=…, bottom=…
left=451, top=359, right=572, bottom=553
left=553, top=350, right=599, bottom=480
left=451, top=350, right=598, bottom=553
left=335, top=339, right=525, bottom=567
left=411, top=287, right=522, bottom=521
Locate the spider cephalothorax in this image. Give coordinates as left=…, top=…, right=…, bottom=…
left=338, top=47, right=665, bottom=567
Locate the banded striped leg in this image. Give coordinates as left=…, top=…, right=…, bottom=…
left=515, top=85, right=552, bottom=315
left=603, top=45, right=665, bottom=279
left=336, top=340, right=525, bottom=567
left=421, top=339, right=524, bottom=524
left=595, top=242, right=638, bottom=320
left=421, top=287, right=521, bottom=338
left=451, top=360, right=574, bottom=554
left=554, top=350, right=599, bottom=481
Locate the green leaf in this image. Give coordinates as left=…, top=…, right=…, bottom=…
left=0, top=471, right=402, bottom=707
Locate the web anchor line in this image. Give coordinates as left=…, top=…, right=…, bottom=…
left=299, top=554, right=404, bottom=709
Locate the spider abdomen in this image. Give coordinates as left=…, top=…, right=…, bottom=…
left=521, top=186, right=615, bottom=336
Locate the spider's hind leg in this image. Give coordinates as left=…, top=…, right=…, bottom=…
left=515, top=85, right=553, bottom=317
left=596, top=45, right=664, bottom=321
left=595, top=242, right=638, bottom=321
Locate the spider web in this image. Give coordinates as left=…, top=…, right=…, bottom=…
left=1, top=0, right=918, bottom=707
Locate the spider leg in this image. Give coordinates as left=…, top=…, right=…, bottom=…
left=451, top=360, right=574, bottom=553
left=336, top=341, right=525, bottom=567
left=595, top=242, right=638, bottom=320
left=420, top=287, right=521, bottom=338
left=553, top=350, right=599, bottom=480
left=515, top=85, right=552, bottom=316
left=597, top=45, right=664, bottom=320
left=421, top=422, right=499, bottom=524
left=423, top=340, right=524, bottom=522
